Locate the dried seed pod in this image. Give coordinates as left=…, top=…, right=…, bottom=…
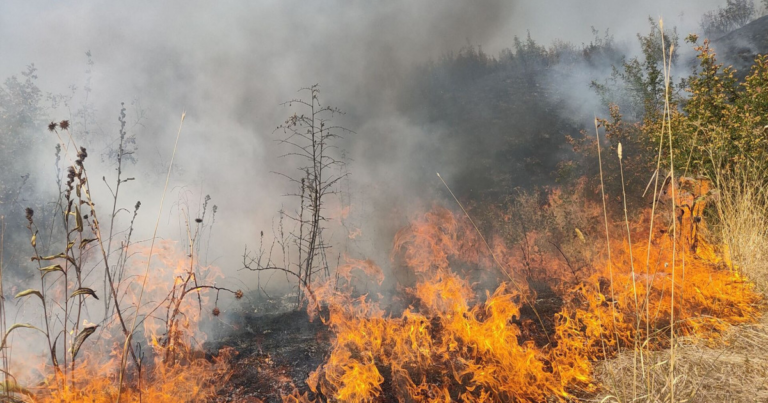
left=25, top=208, right=34, bottom=225
left=575, top=228, right=586, bottom=243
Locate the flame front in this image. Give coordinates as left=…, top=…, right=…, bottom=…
left=303, top=181, right=761, bottom=402
left=16, top=181, right=761, bottom=402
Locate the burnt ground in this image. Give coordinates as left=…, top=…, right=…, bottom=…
left=208, top=307, right=332, bottom=402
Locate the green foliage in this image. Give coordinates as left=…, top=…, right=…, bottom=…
left=676, top=38, right=768, bottom=176
left=592, top=19, right=679, bottom=121
left=619, top=35, right=768, bottom=180
left=576, top=20, right=768, bottom=216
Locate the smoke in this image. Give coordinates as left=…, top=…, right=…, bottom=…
left=0, top=0, right=730, bottom=293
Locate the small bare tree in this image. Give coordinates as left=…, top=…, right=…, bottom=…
left=244, top=85, right=351, bottom=308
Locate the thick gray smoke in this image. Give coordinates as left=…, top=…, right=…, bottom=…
left=0, top=0, right=728, bottom=293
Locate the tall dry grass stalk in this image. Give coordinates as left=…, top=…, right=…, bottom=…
left=594, top=117, right=625, bottom=398
left=0, top=215, right=8, bottom=400
left=659, top=20, right=677, bottom=403
left=712, top=161, right=768, bottom=294
left=117, top=111, right=186, bottom=401
left=600, top=19, right=681, bottom=403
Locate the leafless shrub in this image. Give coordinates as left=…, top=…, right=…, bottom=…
left=244, top=85, right=352, bottom=309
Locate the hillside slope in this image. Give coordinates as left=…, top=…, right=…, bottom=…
left=712, top=15, right=768, bottom=75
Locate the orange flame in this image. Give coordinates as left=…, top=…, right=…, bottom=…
left=304, top=180, right=761, bottom=401
left=17, top=240, right=235, bottom=402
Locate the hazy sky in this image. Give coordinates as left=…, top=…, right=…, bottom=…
left=1, top=1, right=727, bottom=85
left=502, top=0, right=724, bottom=46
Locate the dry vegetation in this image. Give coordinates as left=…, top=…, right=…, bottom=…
left=595, top=315, right=768, bottom=402
left=713, top=163, right=768, bottom=294
left=0, top=116, right=241, bottom=402
left=0, top=10, right=767, bottom=403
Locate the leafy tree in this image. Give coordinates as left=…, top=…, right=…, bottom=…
left=672, top=36, right=768, bottom=177
left=573, top=21, right=768, bottom=217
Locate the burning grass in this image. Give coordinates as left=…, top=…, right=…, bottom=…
left=3, top=132, right=762, bottom=402
left=9, top=239, right=238, bottom=403
left=298, top=180, right=762, bottom=402
left=13, top=182, right=759, bottom=402
left=0, top=118, right=242, bottom=402
left=35, top=349, right=234, bottom=403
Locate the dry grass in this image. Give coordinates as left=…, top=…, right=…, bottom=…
left=712, top=161, right=768, bottom=294
left=595, top=315, right=768, bottom=403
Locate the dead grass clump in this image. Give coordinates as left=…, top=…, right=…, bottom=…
left=595, top=315, right=768, bottom=402
left=712, top=161, right=768, bottom=294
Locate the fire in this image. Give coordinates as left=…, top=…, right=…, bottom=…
left=14, top=240, right=235, bottom=402
left=303, top=179, right=761, bottom=402
left=13, top=178, right=759, bottom=402
left=38, top=349, right=233, bottom=403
